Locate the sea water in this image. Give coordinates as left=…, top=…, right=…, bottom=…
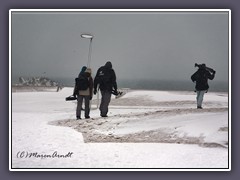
left=12, top=76, right=228, bottom=92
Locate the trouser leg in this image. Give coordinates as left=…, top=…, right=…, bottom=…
left=84, top=96, right=90, bottom=118
left=196, top=90, right=205, bottom=108
left=100, top=90, right=112, bottom=116
left=76, top=95, right=84, bottom=118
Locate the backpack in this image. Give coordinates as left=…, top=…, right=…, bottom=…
left=75, top=75, right=89, bottom=91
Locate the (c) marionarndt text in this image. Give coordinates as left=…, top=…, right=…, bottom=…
left=17, top=151, right=73, bottom=159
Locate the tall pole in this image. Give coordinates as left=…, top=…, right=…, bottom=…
left=87, top=38, right=93, bottom=68
left=81, top=34, right=94, bottom=68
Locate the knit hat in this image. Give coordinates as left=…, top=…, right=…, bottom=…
left=85, top=68, right=92, bottom=74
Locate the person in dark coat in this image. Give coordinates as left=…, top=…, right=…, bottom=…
left=94, top=61, right=118, bottom=117
left=73, top=66, right=87, bottom=96
left=191, top=64, right=215, bottom=109
left=75, top=68, right=93, bottom=119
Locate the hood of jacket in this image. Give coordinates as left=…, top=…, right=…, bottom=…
left=105, top=61, right=112, bottom=69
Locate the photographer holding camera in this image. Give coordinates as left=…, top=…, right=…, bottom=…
left=191, top=63, right=216, bottom=109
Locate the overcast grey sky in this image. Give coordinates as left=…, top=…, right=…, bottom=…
left=11, top=10, right=229, bottom=82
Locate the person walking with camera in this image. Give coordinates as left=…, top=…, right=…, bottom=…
left=191, top=63, right=216, bottom=109
left=93, top=61, right=118, bottom=117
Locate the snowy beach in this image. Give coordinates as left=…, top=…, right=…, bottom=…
left=11, top=87, right=229, bottom=170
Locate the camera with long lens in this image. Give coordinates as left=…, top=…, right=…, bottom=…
left=195, top=63, right=216, bottom=74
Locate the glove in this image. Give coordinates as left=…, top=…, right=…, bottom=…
left=112, top=90, right=118, bottom=96
left=94, top=89, right=97, bottom=95
left=90, top=96, right=92, bottom=100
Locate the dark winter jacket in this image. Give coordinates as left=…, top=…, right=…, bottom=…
left=191, top=68, right=215, bottom=91
left=74, top=70, right=93, bottom=98
left=94, top=61, right=117, bottom=92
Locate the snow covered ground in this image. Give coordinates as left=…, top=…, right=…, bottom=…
left=10, top=87, right=229, bottom=170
